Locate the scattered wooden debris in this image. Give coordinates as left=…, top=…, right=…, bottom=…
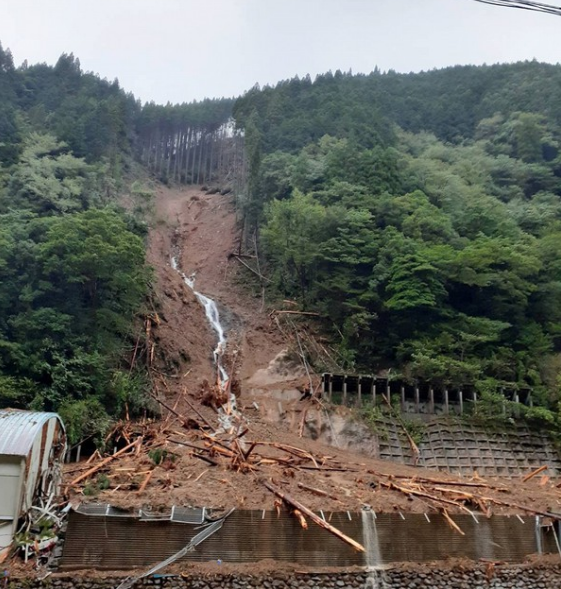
left=263, top=480, right=365, bottom=552
left=63, top=389, right=561, bottom=531
left=68, top=438, right=142, bottom=488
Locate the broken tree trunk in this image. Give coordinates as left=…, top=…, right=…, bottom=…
left=232, top=255, right=272, bottom=283
left=442, top=509, right=465, bottom=536
left=263, top=481, right=365, bottom=552
left=522, top=465, right=548, bottom=482
left=138, top=470, right=154, bottom=493
left=68, top=438, right=142, bottom=487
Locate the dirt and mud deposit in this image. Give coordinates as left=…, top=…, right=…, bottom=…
left=147, top=185, right=287, bottom=397
left=62, top=185, right=561, bottom=520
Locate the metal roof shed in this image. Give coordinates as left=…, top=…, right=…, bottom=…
left=0, top=410, right=66, bottom=553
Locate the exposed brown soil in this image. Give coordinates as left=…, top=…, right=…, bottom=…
left=66, top=404, right=561, bottom=519
left=11, top=554, right=561, bottom=580
left=65, top=184, right=561, bottom=521
left=146, top=185, right=286, bottom=395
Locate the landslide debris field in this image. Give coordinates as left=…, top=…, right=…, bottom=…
left=65, top=187, right=561, bottom=522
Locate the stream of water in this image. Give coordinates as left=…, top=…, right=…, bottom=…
left=171, top=256, right=228, bottom=385
left=171, top=255, right=241, bottom=431
left=361, top=508, right=390, bottom=589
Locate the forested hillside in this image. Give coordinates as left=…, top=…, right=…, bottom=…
left=0, top=44, right=147, bottom=443
left=0, top=43, right=218, bottom=441
left=233, top=63, right=561, bottom=417
left=4, top=38, right=561, bottom=438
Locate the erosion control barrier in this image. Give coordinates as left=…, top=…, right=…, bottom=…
left=59, top=509, right=560, bottom=570
left=371, top=418, right=561, bottom=476
left=321, top=374, right=533, bottom=414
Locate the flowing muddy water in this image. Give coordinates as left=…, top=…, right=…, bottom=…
left=171, top=255, right=238, bottom=429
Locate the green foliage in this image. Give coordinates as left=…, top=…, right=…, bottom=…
left=58, top=398, right=112, bottom=446
left=148, top=448, right=176, bottom=466
left=0, top=43, right=151, bottom=444
left=401, top=418, right=427, bottom=446
left=235, top=62, right=561, bottom=425
left=97, top=474, right=111, bottom=491
left=7, top=44, right=561, bottom=439
left=82, top=473, right=111, bottom=496
left=0, top=208, right=150, bottom=440
left=130, top=180, right=155, bottom=201
left=359, top=404, right=389, bottom=440
left=2, top=133, right=93, bottom=214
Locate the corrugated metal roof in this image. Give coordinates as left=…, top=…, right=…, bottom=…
left=0, top=410, right=63, bottom=457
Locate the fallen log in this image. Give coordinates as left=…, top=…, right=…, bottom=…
left=150, top=394, right=200, bottom=429
left=418, top=479, right=509, bottom=492
left=432, top=486, right=479, bottom=498
left=522, top=465, right=548, bottom=482
left=184, top=395, right=216, bottom=431
left=442, top=510, right=465, bottom=536
left=168, top=438, right=208, bottom=452
left=297, top=482, right=343, bottom=503
left=383, top=479, right=560, bottom=520
left=297, top=482, right=329, bottom=498
left=200, top=432, right=240, bottom=454
left=232, top=255, right=272, bottom=283
left=68, top=438, right=142, bottom=487
left=138, top=470, right=153, bottom=493
left=191, top=453, right=219, bottom=466
left=366, top=470, right=509, bottom=492
left=243, top=441, right=258, bottom=461
left=478, top=495, right=560, bottom=519
left=259, top=442, right=320, bottom=468
left=379, top=481, right=476, bottom=518
left=161, top=391, right=183, bottom=429
left=298, top=465, right=359, bottom=472
left=263, top=480, right=365, bottom=553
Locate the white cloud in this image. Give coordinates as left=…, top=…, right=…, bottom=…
left=0, top=0, right=559, bottom=103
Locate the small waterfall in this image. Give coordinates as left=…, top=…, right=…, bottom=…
left=171, top=256, right=228, bottom=385
left=475, top=517, right=498, bottom=561
left=171, top=255, right=239, bottom=431
left=361, top=508, right=390, bottom=589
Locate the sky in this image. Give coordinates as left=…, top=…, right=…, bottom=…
left=0, top=0, right=560, bottom=105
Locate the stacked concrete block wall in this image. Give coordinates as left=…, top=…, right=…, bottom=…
left=370, top=417, right=561, bottom=476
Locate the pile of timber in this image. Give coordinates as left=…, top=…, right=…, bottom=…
left=64, top=390, right=561, bottom=550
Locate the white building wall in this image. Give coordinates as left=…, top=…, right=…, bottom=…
left=0, top=456, right=24, bottom=551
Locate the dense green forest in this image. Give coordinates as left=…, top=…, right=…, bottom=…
left=233, top=63, right=561, bottom=419
left=0, top=44, right=146, bottom=443
left=4, top=39, right=561, bottom=438
left=0, top=43, right=236, bottom=443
